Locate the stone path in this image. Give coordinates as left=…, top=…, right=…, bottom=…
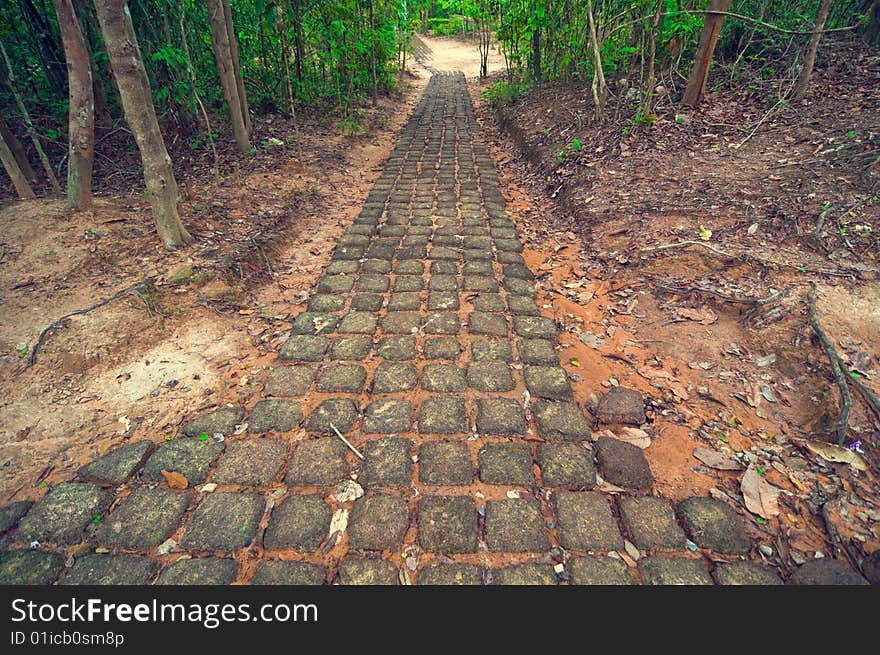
left=0, top=73, right=867, bottom=586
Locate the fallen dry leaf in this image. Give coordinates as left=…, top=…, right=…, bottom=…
left=161, top=469, right=188, bottom=490
left=741, top=465, right=781, bottom=519
left=693, top=447, right=743, bottom=470
left=677, top=306, right=718, bottom=325
left=801, top=439, right=867, bottom=472
left=597, top=427, right=650, bottom=449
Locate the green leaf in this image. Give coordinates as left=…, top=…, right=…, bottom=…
left=92, top=514, right=102, bottom=524
left=197, top=433, right=210, bottom=442
left=755, top=517, right=766, bottom=525
left=756, top=466, right=765, bottom=475
left=18, top=345, right=28, bottom=358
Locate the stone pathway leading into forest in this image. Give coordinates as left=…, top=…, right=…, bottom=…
left=0, top=72, right=863, bottom=586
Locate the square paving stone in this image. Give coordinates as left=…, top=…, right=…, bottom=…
left=418, top=496, right=478, bottom=554
left=351, top=294, right=384, bottom=312
left=252, top=560, right=325, bottom=585
left=502, top=263, right=534, bottom=280
left=382, top=311, right=422, bottom=334
left=468, top=312, right=508, bottom=336
left=495, top=239, right=523, bottom=252
left=316, top=364, right=367, bottom=393
left=569, top=556, right=634, bottom=585
left=464, top=276, right=498, bottom=292
left=514, top=317, right=556, bottom=340
left=471, top=293, right=506, bottom=312
left=306, top=399, right=359, bottom=433
left=486, top=499, right=549, bottom=552
left=366, top=244, right=396, bottom=259
left=430, top=261, right=458, bottom=275
left=388, top=292, right=422, bottom=311
left=356, top=274, right=390, bottom=293
left=317, top=275, right=354, bottom=294
left=61, top=554, right=154, bottom=585
left=430, top=246, right=460, bottom=260
left=555, top=491, right=624, bottom=552
left=472, top=339, right=513, bottom=361
left=462, top=261, right=493, bottom=276
left=286, top=438, right=349, bottom=485
left=423, top=312, right=460, bottom=334
left=537, top=443, right=596, bottom=488
left=595, top=437, right=655, bottom=489
left=378, top=336, right=417, bottom=360
left=379, top=225, right=405, bottom=237
left=333, top=244, right=365, bottom=260
left=479, top=443, right=534, bottom=485
left=395, top=260, right=424, bottom=275
left=155, top=558, right=237, bottom=585
left=421, top=364, right=466, bottom=392
left=330, top=336, right=373, bottom=360
left=468, top=361, right=515, bottom=392
left=498, top=252, right=525, bottom=265
left=263, top=494, right=331, bottom=551
left=248, top=399, right=303, bottom=432
left=96, top=487, right=189, bottom=548
left=265, top=366, right=313, bottom=396
left=394, top=275, right=424, bottom=291
left=427, top=291, right=460, bottom=310
left=362, top=259, right=392, bottom=274
left=423, top=337, right=462, bottom=359
left=420, top=397, right=467, bottom=434
left=398, top=246, right=427, bottom=259
left=348, top=495, right=409, bottom=550
left=534, top=401, right=591, bottom=441
left=18, top=483, right=113, bottom=545
left=518, top=339, right=558, bottom=365
left=290, top=312, right=338, bottom=335
left=524, top=366, right=572, bottom=400
left=181, top=492, right=263, bottom=551
left=183, top=407, right=244, bottom=437
left=363, top=400, right=413, bottom=433
left=143, top=439, right=224, bottom=485
left=508, top=296, right=541, bottom=316
left=326, top=260, right=358, bottom=275
left=428, top=275, right=458, bottom=291
left=362, top=438, right=413, bottom=486
left=337, top=312, right=379, bottom=334
left=492, top=564, right=557, bottom=585
left=78, top=440, right=152, bottom=486
left=464, top=249, right=492, bottom=261
left=788, top=559, right=868, bottom=585
left=712, top=562, right=783, bottom=585
left=618, top=496, right=686, bottom=551
left=418, top=441, right=473, bottom=485
left=0, top=550, right=64, bottom=585
left=212, top=438, right=288, bottom=486
left=0, top=500, right=32, bottom=534
left=505, top=278, right=536, bottom=297
left=279, top=335, right=329, bottom=361
left=418, top=564, right=482, bottom=585
left=676, top=497, right=751, bottom=554
left=638, top=556, right=713, bottom=585
left=337, top=558, right=398, bottom=585
left=597, top=387, right=646, bottom=425
left=476, top=398, right=525, bottom=435
left=373, top=362, right=418, bottom=392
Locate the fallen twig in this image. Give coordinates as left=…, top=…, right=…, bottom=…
left=657, top=283, right=781, bottom=306
left=807, top=283, right=851, bottom=445
left=640, top=240, right=734, bottom=257
left=329, top=422, right=363, bottom=459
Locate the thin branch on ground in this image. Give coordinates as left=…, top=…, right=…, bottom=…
left=657, top=283, right=781, bottom=306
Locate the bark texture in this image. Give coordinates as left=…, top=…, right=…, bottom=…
left=793, top=0, right=834, bottom=101
left=207, top=0, right=251, bottom=151
left=682, top=0, right=733, bottom=107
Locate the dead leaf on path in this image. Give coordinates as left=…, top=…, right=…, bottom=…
left=598, top=427, right=650, bottom=449
left=238, top=309, right=255, bottom=315
left=801, top=439, right=867, bottom=472
left=677, top=306, right=718, bottom=325
left=577, top=330, right=606, bottom=349
left=693, top=447, right=743, bottom=470
left=161, top=469, right=188, bottom=490
left=741, top=465, right=781, bottom=519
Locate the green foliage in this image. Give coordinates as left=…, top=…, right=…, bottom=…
left=481, top=78, right=527, bottom=105
left=553, top=136, right=583, bottom=163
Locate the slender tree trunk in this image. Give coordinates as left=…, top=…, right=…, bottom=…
left=641, top=0, right=665, bottom=117
left=793, top=0, right=834, bottom=101
left=531, top=26, right=541, bottom=83
left=682, top=0, right=732, bottom=107
left=222, top=0, right=251, bottom=135
left=207, top=0, right=250, bottom=152
left=586, top=0, right=607, bottom=120
left=179, top=10, right=219, bottom=181
left=76, top=0, right=112, bottom=127
left=53, top=0, right=95, bottom=210
left=0, top=40, right=63, bottom=194
left=290, top=0, right=305, bottom=84
left=0, top=114, right=38, bottom=183
left=0, top=131, right=37, bottom=199
left=866, top=0, right=880, bottom=44
left=93, top=0, right=192, bottom=249
left=368, top=0, right=378, bottom=105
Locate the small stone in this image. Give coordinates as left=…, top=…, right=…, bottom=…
left=247, top=399, right=303, bottom=433
left=759, top=544, right=774, bottom=557
left=595, top=437, right=654, bottom=489
left=597, top=387, right=646, bottom=425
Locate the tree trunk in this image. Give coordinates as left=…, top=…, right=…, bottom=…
left=0, top=130, right=37, bottom=199
left=793, top=0, right=834, bottom=101
left=0, top=114, right=38, bottom=183
left=53, top=0, right=95, bottom=210
left=93, top=0, right=192, bottom=249
left=207, top=0, right=250, bottom=152
left=222, top=0, right=251, bottom=135
left=0, top=39, right=63, bottom=194
left=179, top=9, right=218, bottom=180
left=586, top=0, right=607, bottom=120
left=76, top=0, right=112, bottom=127
left=682, top=0, right=733, bottom=107
left=641, top=0, right=665, bottom=116
left=290, top=0, right=305, bottom=84
left=531, top=26, right=541, bottom=83
left=866, top=0, right=880, bottom=45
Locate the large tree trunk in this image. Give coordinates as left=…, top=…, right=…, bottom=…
left=207, top=0, right=251, bottom=152
left=0, top=130, right=37, bottom=199
left=93, top=0, right=192, bottom=249
left=792, top=0, right=834, bottom=101
left=222, top=0, right=251, bottom=135
left=682, top=0, right=733, bottom=107
left=0, top=114, right=38, bottom=184
left=53, top=0, right=95, bottom=210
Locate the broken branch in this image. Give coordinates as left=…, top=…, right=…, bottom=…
left=329, top=422, right=363, bottom=459
left=807, top=283, right=851, bottom=445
